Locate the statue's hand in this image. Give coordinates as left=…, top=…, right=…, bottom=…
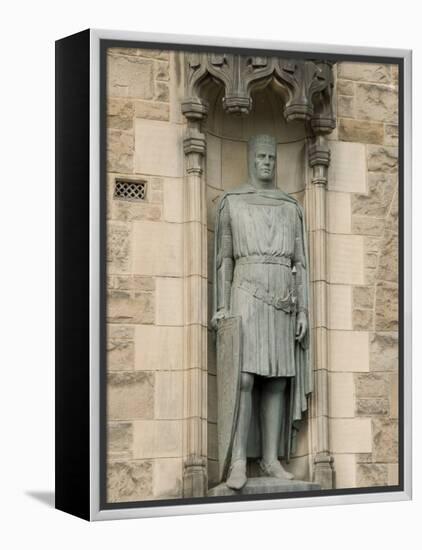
left=295, top=311, right=308, bottom=342
left=211, top=309, right=227, bottom=331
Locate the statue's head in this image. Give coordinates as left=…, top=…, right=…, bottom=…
left=247, top=134, right=277, bottom=187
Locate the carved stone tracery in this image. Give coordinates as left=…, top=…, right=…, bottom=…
left=182, top=52, right=336, bottom=133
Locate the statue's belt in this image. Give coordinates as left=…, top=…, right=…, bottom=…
left=236, top=255, right=292, bottom=268
left=235, top=280, right=297, bottom=313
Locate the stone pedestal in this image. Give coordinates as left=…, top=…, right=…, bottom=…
left=208, top=477, right=321, bottom=496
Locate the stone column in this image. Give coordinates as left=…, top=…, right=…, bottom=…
left=307, top=135, right=335, bottom=488
left=181, top=123, right=208, bottom=496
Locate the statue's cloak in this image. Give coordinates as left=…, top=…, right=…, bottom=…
left=212, top=183, right=313, bottom=476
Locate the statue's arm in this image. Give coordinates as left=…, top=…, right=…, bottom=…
left=293, top=213, right=308, bottom=316
left=213, top=198, right=233, bottom=326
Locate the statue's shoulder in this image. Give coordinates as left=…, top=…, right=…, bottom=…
left=263, top=188, right=303, bottom=212
left=222, top=184, right=251, bottom=198
left=286, top=195, right=303, bottom=212
left=217, top=185, right=304, bottom=216
left=216, top=184, right=251, bottom=208
left=277, top=191, right=304, bottom=216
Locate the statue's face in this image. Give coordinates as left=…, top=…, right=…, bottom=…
left=253, top=144, right=276, bottom=183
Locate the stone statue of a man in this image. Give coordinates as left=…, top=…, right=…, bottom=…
left=211, top=134, right=313, bottom=490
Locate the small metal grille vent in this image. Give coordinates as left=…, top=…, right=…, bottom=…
left=114, top=179, right=147, bottom=201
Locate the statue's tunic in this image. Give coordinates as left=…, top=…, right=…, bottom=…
left=217, top=190, right=306, bottom=378
left=214, top=184, right=312, bottom=459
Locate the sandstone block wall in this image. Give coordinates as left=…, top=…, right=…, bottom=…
left=106, top=47, right=186, bottom=502
left=327, top=62, right=399, bottom=488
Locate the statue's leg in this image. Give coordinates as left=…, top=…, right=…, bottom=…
left=259, top=377, right=294, bottom=480
left=226, top=372, right=254, bottom=490
left=232, top=372, right=254, bottom=460
left=261, top=377, right=285, bottom=464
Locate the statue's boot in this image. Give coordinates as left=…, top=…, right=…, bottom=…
left=226, top=459, right=247, bottom=490
left=259, top=459, right=294, bottom=480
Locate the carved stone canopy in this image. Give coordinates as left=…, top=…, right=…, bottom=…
left=182, top=52, right=336, bottom=134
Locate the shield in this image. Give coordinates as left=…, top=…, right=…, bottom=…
left=216, top=316, right=242, bottom=482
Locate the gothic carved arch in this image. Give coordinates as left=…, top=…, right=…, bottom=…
left=182, top=52, right=336, bottom=134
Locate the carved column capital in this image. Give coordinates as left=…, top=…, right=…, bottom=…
left=183, top=128, right=206, bottom=155
left=309, top=136, right=331, bottom=166
left=183, top=128, right=206, bottom=175
left=181, top=97, right=209, bottom=122
left=308, top=135, right=331, bottom=185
